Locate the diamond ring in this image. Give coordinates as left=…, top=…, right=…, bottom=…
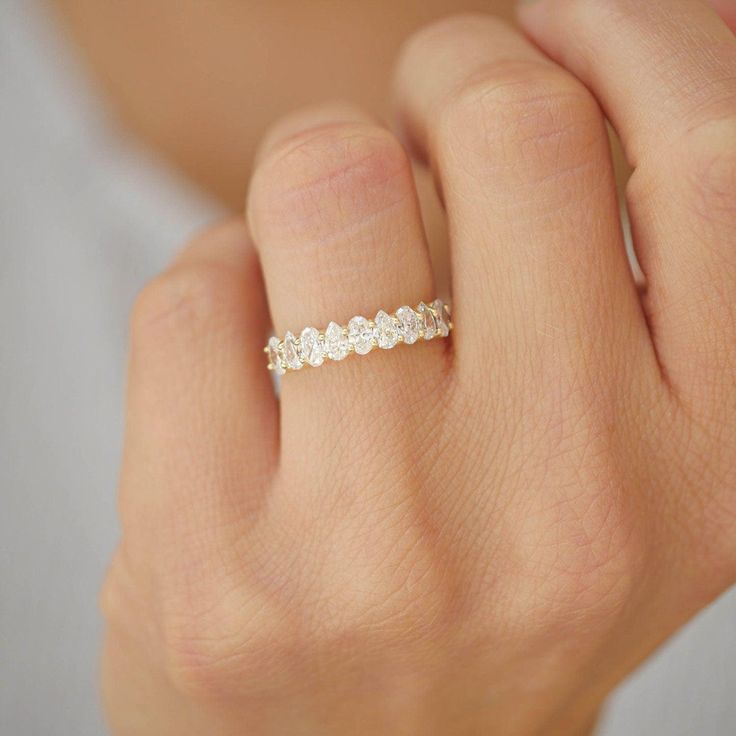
left=265, top=299, right=452, bottom=374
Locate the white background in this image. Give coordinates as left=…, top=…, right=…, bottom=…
left=1, top=3, right=735, bottom=734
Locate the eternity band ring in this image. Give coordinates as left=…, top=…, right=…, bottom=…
left=265, top=299, right=452, bottom=374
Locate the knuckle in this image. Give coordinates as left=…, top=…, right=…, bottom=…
left=435, top=60, right=602, bottom=181
left=249, top=122, right=409, bottom=233
left=464, top=393, right=647, bottom=639
left=130, top=261, right=238, bottom=345
left=163, top=631, right=241, bottom=700
left=320, top=568, right=448, bottom=648
left=162, top=621, right=243, bottom=700
left=501, top=481, right=642, bottom=639
left=266, top=520, right=453, bottom=666
left=160, top=585, right=288, bottom=700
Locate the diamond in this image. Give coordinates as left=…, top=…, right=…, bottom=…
left=299, top=326, right=324, bottom=367
left=374, top=310, right=399, bottom=349
left=265, top=299, right=450, bottom=374
left=418, top=301, right=437, bottom=340
left=267, top=336, right=285, bottom=375
left=325, top=321, right=349, bottom=361
left=396, top=306, right=420, bottom=344
left=283, top=331, right=303, bottom=370
left=432, top=299, right=450, bottom=337
left=348, top=316, right=375, bottom=355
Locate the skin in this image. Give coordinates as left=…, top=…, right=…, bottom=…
left=51, top=0, right=736, bottom=734
left=51, top=0, right=515, bottom=211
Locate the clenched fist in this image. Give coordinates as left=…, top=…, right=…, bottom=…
left=102, top=3, right=736, bottom=734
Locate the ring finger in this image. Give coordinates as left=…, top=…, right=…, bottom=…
left=247, top=104, right=445, bottom=459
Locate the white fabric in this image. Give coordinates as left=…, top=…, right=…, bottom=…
left=0, top=2, right=734, bottom=734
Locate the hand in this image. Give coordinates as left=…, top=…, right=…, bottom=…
left=101, top=3, right=736, bottom=734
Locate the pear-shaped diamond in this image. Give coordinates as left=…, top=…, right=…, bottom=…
left=283, top=331, right=302, bottom=370
left=375, top=310, right=399, bottom=349
left=299, top=326, right=324, bottom=367
left=396, top=306, right=420, bottom=345
left=418, top=301, right=437, bottom=340
left=267, top=336, right=285, bottom=375
left=325, top=321, right=349, bottom=361
left=348, top=316, right=374, bottom=355
left=432, top=299, right=450, bottom=337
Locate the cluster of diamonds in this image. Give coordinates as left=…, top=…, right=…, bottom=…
left=265, top=299, right=451, bottom=374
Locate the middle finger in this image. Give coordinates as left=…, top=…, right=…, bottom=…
left=394, top=15, right=654, bottom=385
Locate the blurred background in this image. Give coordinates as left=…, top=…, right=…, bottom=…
left=2, top=1, right=735, bottom=734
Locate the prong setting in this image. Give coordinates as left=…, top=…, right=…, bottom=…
left=265, top=300, right=451, bottom=373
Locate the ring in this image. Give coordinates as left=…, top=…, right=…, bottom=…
left=265, top=299, right=452, bottom=374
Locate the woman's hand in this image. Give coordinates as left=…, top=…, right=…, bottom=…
left=102, top=3, right=736, bottom=734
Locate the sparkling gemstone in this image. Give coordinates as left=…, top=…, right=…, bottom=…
left=374, top=310, right=399, bottom=349
left=299, top=326, right=324, bottom=367
left=283, top=331, right=303, bottom=370
left=325, top=321, right=349, bottom=361
left=396, top=306, right=420, bottom=345
left=432, top=299, right=450, bottom=337
left=267, top=336, right=285, bottom=375
left=418, top=301, right=437, bottom=340
left=348, top=316, right=375, bottom=355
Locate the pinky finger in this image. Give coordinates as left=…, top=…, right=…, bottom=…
left=120, top=219, right=278, bottom=551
